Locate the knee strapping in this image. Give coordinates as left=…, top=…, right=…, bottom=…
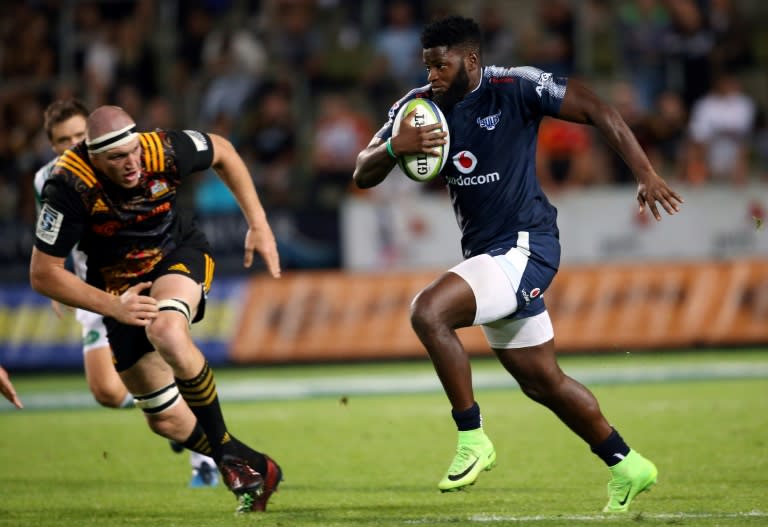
left=134, top=383, right=181, bottom=414
left=157, top=298, right=192, bottom=325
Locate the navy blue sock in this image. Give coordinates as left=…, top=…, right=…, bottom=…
left=591, top=428, right=631, bottom=467
left=451, top=402, right=482, bottom=431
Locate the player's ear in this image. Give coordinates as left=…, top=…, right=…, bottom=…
left=466, top=50, right=480, bottom=71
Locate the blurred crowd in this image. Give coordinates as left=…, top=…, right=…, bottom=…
left=1, top=0, right=767, bottom=274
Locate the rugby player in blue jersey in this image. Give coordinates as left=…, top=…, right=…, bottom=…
left=354, top=15, right=682, bottom=513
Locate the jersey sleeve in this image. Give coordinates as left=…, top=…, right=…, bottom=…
left=375, top=85, right=433, bottom=141
left=167, top=129, right=215, bottom=176
left=512, top=66, right=568, bottom=118
left=34, top=178, right=87, bottom=257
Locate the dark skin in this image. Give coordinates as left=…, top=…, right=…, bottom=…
left=353, top=45, right=683, bottom=447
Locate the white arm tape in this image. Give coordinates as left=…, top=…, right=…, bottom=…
left=133, top=383, right=181, bottom=414
left=157, top=298, right=192, bottom=325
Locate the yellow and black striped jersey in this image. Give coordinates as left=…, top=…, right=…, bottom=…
left=34, top=129, right=214, bottom=294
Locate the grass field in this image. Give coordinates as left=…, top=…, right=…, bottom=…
left=1, top=350, right=767, bottom=526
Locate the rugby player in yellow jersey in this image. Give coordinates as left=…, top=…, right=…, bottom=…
left=31, top=105, right=282, bottom=513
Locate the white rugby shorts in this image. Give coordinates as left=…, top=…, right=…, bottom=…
left=449, top=251, right=554, bottom=349
left=75, top=308, right=110, bottom=354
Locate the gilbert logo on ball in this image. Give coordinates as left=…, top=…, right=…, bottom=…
left=392, top=98, right=450, bottom=182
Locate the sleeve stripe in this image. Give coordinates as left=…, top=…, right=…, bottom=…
left=60, top=151, right=97, bottom=184
left=149, top=132, right=165, bottom=172
left=139, top=134, right=157, bottom=172
left=55, top=159, right=96, bottom=187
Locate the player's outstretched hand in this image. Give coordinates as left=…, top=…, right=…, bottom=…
left=636, top=173, right=684, bottom=221
left=0, top=366, right=23, bottom=409
left=244, top=226, right=281, bottom=278
left=115, top=281, right=158, bottom=326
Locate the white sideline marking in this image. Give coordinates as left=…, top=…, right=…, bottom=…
left=7, top=361, right=768, bottom=410
left=403, top=510, right=768, bottom=523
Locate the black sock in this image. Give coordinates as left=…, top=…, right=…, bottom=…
left=591, top=428, right=631, bottom=467
left=182, top=422, right=213, bottom=458
left=452, top=401, right=482, bottom=431
left=176, top=361, right=232, bottom=459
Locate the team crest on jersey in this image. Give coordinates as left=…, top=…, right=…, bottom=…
left=150, top=179, right=169, bottom=198
left=452, top=151, right=478, bottom=174
left=477, top=110, right=501, bottom=131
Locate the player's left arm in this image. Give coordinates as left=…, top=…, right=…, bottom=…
left=557, top=79, right=683, bottom=220
left=0, top=365, right=22, bottom=409
left=207, top=133, right=280, bottom=277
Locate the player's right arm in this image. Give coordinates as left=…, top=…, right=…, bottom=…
left=353, top=107, right=444, bottom=189
left=353, top=131, right=397, bottom=189
left=29, top=180, right=158, bottom=326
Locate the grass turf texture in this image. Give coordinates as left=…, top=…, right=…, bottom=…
left=1, top=350, right=766, bottom=526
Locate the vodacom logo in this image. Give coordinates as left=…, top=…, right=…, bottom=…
left=452, top=151, right=477, bottom=174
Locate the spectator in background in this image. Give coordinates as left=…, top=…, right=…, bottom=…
left=708, top=0, right=755, bottom=75
left=363, top=0, right=425, bottom=116
left=171, top=5, right=214, bottom=119
left=371, top=0, right=424, bottom=88
left=111, top=17, right=158, bottom=100
left=755, top=107, right=768, bottom=181
left=0, top=127, right=21, bottom=222
left=262, top=0, right=324, bottom=83
left=616, top=0, right=669, bottom=112
left=685, top=71, right=756, bottom=185
left=241, top=82, right=299, bottom=209
left=0, top=6, right=56, bottom=82
left=536, top=117, right=598, bottom=191
left=311, top=93, right=375, bottom=211
left=305, top=92, right=375, bottom=267
left=606, top=81, right=654, bottom=184
left=198, top=18, right=267, bottom=127
left=645, top=90, right=688, bottom=179
left=520, top=0, right=576, bottom=76
left=82, top=18, right=119, bottom=106
left=478, top=4, right=518, bottom=68
left=661, top=0, right=715, bottom=110
left=4, top=94, right=45, bottom=224
left=0, top=365, right=22, bottom=409
left=308, top=5, right=373, bottom=94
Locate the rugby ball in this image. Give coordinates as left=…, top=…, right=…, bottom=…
left=392, top=98, right=450, bottom=182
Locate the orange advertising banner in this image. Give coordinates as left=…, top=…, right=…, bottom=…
left=229, top=260, right=768, bottom=363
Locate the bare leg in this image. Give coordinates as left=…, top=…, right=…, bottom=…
left=494, top=339, right=613, bottom=446
left=410, top=272, right=478, bottom=410
left=84, top=345, right=131, bottom=408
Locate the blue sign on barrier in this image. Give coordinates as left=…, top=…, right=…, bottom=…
left=0, top=278, right=246, bottom=371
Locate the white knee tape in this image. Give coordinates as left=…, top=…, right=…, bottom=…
left=157, top=298, right=191, bottom=325
left=134, top=383, right=181, bottom=414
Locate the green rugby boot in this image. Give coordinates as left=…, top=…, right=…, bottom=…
left=603, top=450, right=658, bottom=512
left=438, top=429, right=496, bottom=492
